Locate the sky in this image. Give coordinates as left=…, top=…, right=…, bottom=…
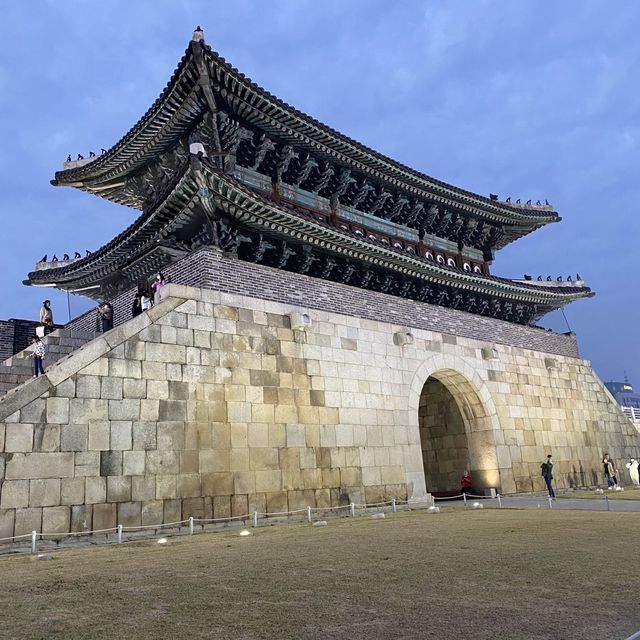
left=0, top=0, right=638, bottom=385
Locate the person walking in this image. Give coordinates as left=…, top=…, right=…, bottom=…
left=39, top=300, right=54, bottom=335
left=461, top=470, right=473, bottom=495
left=31, top=335, right=45, bottom=377
left=625, top=458, right=640, bottom=486
left=603, top=453, right=618, bottom=489
left=141, top=290, right=152, bottom=312
left=98, top=302, right=114, bottom=332
left=541, top=454, right=555, bottom=499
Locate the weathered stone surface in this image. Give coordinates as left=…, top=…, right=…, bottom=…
left=42, top=506, right=70, bottom=534
left=70, top=504, right=92, bottom=532
left=5, top=453, right=74, bottom=480
left=123, top=450, right=145, bottom=476
left=93, top=503, right=116, bottom=531
left=14, top=507, right=42, bottom=536
left=117, top=501, right=141, bottom=527
left=5, top=424, right=34, bottom=452
left=110, top=421, right=132, bottom=450
left=29, top=479, right=61, bottom=507
left=107, top=476, right=131, bottom=502
left=74, top=451, right=100, bottom=477
left=61, top=477, right=85, bottom=505
left=60, top=424, right=88, bottom=452
left=85, top=477, right=106, bottom=504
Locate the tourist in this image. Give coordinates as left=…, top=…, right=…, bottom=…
left=39, top=299, right=53, bottom=335
left=461, top=470, right=473, bottom=495
left=131, top=292, right=142, bottom=317
left=625, top=458, right=640, bottom=486
left=151, top=272, right=166, bottom=303
left=141, top=290, right=152, bottom=312
left=97, top=301, right=113, bottom=332
left=603, top=454, right=618, bottom=489
left=30, top=335, right=45, bottom=377
left=540, top=454, right=555, bottom=498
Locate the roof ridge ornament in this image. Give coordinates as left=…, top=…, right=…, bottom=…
left=192, top=25, right=204, bottom=43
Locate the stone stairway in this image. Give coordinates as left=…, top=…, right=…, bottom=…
left=0, top=328, right=99, bottom=397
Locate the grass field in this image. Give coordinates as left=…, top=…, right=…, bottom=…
left=559, top=488, right=640, bottom=500
left=1, top=509, right=639, bottom=640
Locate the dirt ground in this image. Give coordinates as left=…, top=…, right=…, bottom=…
left=1, top=509, right=638, bottom=640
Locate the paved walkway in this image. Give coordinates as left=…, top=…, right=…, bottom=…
left=434, top=493, right=640, bottom=513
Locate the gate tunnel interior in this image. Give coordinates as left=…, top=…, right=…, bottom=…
left=418, top=369, right=499, bottom=496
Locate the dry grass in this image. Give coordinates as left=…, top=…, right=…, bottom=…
left=559, top=488, right=640, bottom=500
left=1, top=510, right=639, bottom=640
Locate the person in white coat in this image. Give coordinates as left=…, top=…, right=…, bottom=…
left=625, top=458, right=640, bottom=486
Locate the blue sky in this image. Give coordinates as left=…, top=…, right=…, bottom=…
left=0, top=1, right=638, bottom=385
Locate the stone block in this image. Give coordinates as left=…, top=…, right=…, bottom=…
left=157, top=421, right=185, bottom=450
left=213, top=495, right=231, bottom=519
left=61, top=477, right=85, bottom=505
left=110, top=421, right=132, bottom=450
left=20, top=399, right=46, bottom=423
left=88, top=421, right=110, bottom=451
left=255, top=470, right=281, bottom=493
left=140, top=399, right=160, bottom=421
left=266, top=491, right=288, bottom=515
left=93, top=503, right=117, bottom=531
left=76, top=375, right=102, bottom=399
left=29, top=479, right=61, bottom=507
left=122, top=378, right=147, bottom=398
left=46, top=399, right=70, bottom=425
left=118, top=502, right=141, bottom=527
left=125, top=340, right=146, bottom=361
left=85, top=477, right=106, bottom=504
left=69, top=398, right=108, bottom=423
left=146, top=343, right=186, bottom=364
left=141, top=500, right=163, bottom=526
left=142, top=361, right=167, bottom=381
left=33, top=425, right=60, bottom=452
left=132, top=477, right=156, bottom=502
left=249, top=448, right=279, bottom=471
left=177, top=474, right=201, bottom=498
left=133, top=421, right=157, bottom=450
left=107, top=476, right=131, bottom=502
left=100, top=450, right=123, bottom=477
left=1, top=480, right=29, bottom=509
left=42, top=506, right=70, bottom=534
left=315, top=488, right=331, bottom=509
left=286, top=424, right=306, bottom=448
left=61, top=424, right=88, bottom=452
left=70, top=505, right=92, bottom=532
left=5, top=424, right=34, bottom=452
left=75, top=451, right=100, bottom=477
left=0, top=509, right=15, bottom=540
left=159, top=400, right=187, bottom=422
left=109, top=359, right=141, bottom=380
left=14, top=508, right=42, bottom=537
left=163, top=499, right=181, bottom=524
left=108, top=399, right=141, bottom=421
left=5, top=453, right=74, bottom=480
left=100, top=376, right=123, bottom=400
left=78, top=357, right=109, bottom=377
left=231, top=494, right=248, bottom=518
left=123, top=450, right=145, bottom=476
left=201, top=472, right=234, bottom=496
left=146, top=380, right=168, bottom=400
left=180, top=450, right=199, bottom=474
left=156, top=475, right=177, bottom=500
left=146, top=450, right=179, bottom=475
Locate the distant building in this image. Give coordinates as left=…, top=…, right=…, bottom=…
left=605, top=380, right=640, bottom=422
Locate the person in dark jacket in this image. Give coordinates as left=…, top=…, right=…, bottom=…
left=541, top=454, right=555, bottom=498
left=131, top=292, right=142, bottom=318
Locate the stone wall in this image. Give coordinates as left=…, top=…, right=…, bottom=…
left=0, top=282, right=636, bottom=539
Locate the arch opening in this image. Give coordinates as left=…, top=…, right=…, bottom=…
left=418, top=368, right=499, bottom=496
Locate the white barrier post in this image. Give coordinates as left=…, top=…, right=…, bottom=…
left=463, top=493, right=467, bottom=506
left=350, top=503, right=355, bottom=517
left=392, top=498, right=397, bottom=513
left=306, top=506, right=312, bottom=523
left=31, top=530, right=37, bottom=554
left=252, top=511, right=258, bottom=528
left=189, top=516, right=194, bottom=535
left=117, top=524, right=123, bottom=543
left=497, top=494, right=502, bottom=508
left=547, top=497, right=553, bottom=510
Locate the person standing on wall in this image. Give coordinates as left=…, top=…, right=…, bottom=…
left=151, top=272, right=166, bottom=304
left=541, top=454, right=555, bottom=499
left=30, top=335, right=45, bottom=377
left=39, top=299, right=53, bottom=335
left=603, top=454, right=618, bottom=489
left=131, top=291, right=142, bottom=318
left=98, top=301, right=113, bottom=333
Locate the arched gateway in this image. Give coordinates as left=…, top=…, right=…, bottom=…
left=408, top=355, right=505, bottom=497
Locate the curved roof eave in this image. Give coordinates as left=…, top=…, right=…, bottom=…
left=52, top=36, right=558, bottom=232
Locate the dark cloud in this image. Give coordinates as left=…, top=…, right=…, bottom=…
left=0, top=0, right=638, bottom=385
